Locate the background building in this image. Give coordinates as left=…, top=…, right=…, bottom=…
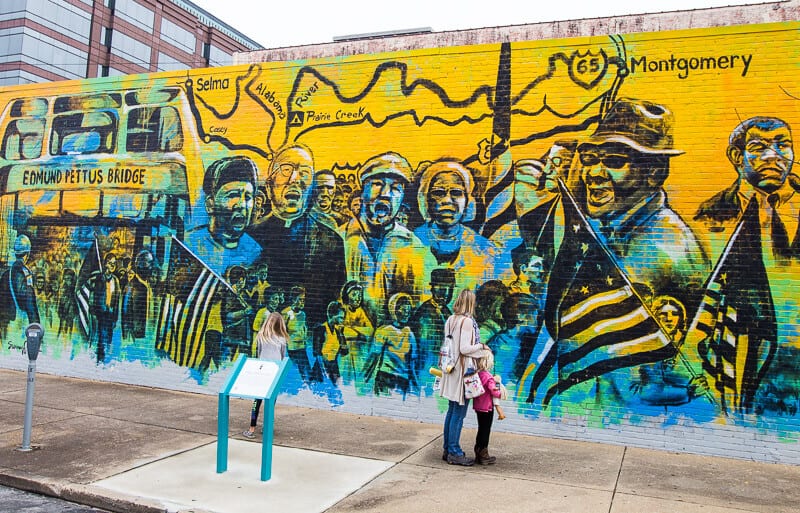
left=0, top=0, right=263, bottom=86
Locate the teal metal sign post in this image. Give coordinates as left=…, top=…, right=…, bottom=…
left=217, top=355, right=290, bottom=481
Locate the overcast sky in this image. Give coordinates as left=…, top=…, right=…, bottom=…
left=189, top=0, right=760, bottom=48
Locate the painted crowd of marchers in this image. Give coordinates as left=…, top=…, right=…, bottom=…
left=1, top=29, right=799, bottom=425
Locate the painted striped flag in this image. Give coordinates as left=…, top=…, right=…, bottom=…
left=528, top=183, right=674, bottom=406
left=155, top=237, right=223, bottom=368
left=75, top=239, right=101, bottom=339
left=686, top=197, right=776, bottom=414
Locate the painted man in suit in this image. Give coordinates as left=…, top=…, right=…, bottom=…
left=694, top=116, right=798, bottom=265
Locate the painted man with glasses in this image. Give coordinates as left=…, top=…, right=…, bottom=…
left=249, top=144, right=345, bottom=329
left=576, top=98, right=708, bottom=307
left=539, top=98, right=711, bottom=409
left=694, top=116, right=799, bottom=265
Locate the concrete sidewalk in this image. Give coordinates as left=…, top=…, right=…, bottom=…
left=1, top=368, right=799, bottom=513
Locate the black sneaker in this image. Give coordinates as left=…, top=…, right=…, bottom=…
left=447, top=453, right=475, bottom=466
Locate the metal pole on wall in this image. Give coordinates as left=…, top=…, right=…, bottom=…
left=18, top=323, right=43, bottom=452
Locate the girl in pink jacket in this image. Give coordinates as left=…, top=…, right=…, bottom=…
left=472, top=351, right=502, bottom=464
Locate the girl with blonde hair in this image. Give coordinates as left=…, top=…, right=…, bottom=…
left=439, top=289, right=490, bottom=466
left=472, top=350, right=503, bottom=464
left=243, top=312, right=287, bottom=439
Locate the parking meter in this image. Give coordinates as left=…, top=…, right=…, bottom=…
left=25, top=323, right=43, bottom=361
left=19, top=322, right=44, bottom=451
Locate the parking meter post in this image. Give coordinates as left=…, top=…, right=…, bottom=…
left=19, top=323, right=43, bottom=452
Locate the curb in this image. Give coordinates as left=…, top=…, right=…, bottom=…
left=0, top=470, right=175, bottom=513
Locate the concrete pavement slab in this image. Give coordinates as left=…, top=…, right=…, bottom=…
left=0, top=415, right=213, bottom=483
left=405, top=427, right=626, bottom=491
left=93, top=440, right=393, bottom=513
left=99, top=393, right=221, bottom=435
left=325, top=461, right=614, bottom=513
left=269, top=406, right=443, bottom=462
left=617, top=447, right=800, bottom=513
left=0, top=373, right=156, bottom=415
left=0, top=398, right=85, bottom=433
left=610, top=493, right=763, bottom=513
left=0, top=372, right=26, bottom=394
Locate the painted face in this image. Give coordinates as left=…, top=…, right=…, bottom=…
left=269, top=147, right=314, bottom=219
left=361, top=174, right=405, bottom=229
left=105, top=256, right=117, bottom=275
left=396, top=209, right=409, bottom=226
left=207, top=181, right=254, bottom=242
left=395, top=298, right=412, bottom=324
left=293, top=294, right=306, bottom=311
left=523, top=257, right=544, bottom=281
left=347, top=287, right=362, bottom=306
left=657, top=303, right=683, bottom=335
left=427, top=172, right=467, bottom=227
left=331, top=311, right=345, bottom=326
left=542, top=144, right=575, bottom=191
left=580, top=144, right=650, bottom=219
left=267, top=294, right=282, bottom=311
left=431, top=283, right=454, bottom=305
left=332, top=192, right=346, bottom=213
left=314, top=174, right=336, bottom=212
left=738, top=125, right=794, bottom=193
left=349, top=196, right=361, bottom=215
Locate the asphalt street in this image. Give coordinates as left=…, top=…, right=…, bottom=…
left=0, top=484, right=110, bottom=513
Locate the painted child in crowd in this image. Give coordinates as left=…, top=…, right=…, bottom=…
left=282, top=286, right=311, bottom=382
left=312, top=301, right=349, bottom=384
left=366, top=293, right=418, bottom=397
left=340, top=280, right=374, bottom=383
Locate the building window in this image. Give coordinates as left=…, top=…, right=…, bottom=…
left=160, top=18, right=196, bottom=54
left=103, top=27, right=113, bottom=49
left=101, top=65, right=109, bottom=77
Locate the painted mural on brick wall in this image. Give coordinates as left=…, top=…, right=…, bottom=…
left=1, top=23, right=799, bottom=435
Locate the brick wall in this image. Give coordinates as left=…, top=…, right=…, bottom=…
left=1, top=19, right=800, bottom=464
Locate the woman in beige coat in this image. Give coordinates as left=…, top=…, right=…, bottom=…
left=440, top=289, right=490, bottom=466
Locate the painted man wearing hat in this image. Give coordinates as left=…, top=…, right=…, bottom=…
left=409, top=267, right=455, bottom=383
left=576, top=97, right=708, bottom=307
left=185, top=155, right=262, bottom=276
left=343, top=152, right=432, bottom=325
left=545, top=98, right=710, bottom=408
left=8, top=234, right=40, bottom=328
left=248, top=144, right=345, bottom=329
